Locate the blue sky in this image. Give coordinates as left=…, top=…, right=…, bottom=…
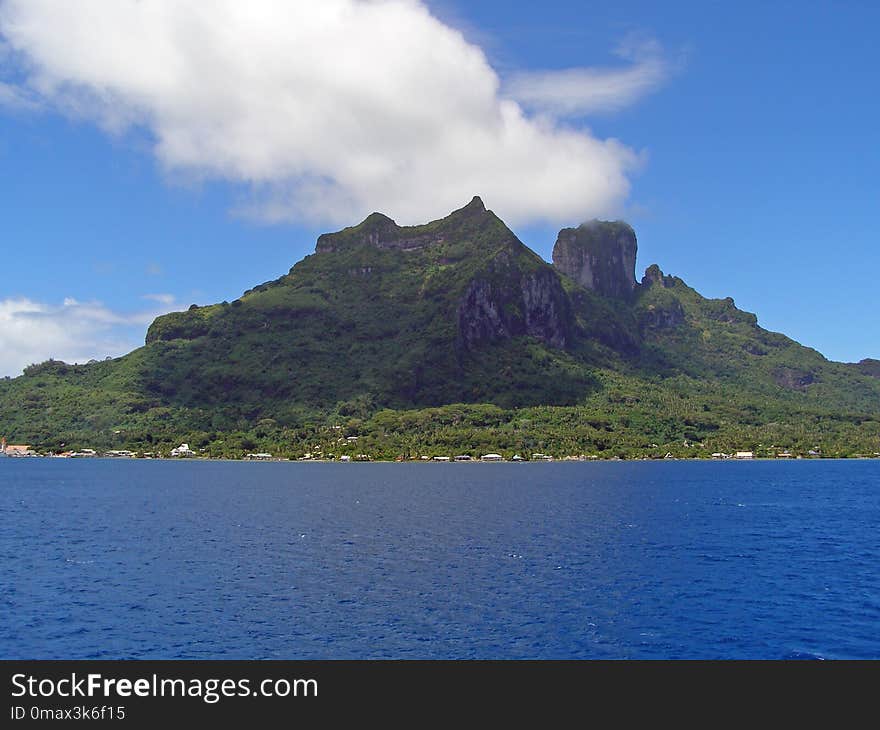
left=0, top=0, right=877, bottom=375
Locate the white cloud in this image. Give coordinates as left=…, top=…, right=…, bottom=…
left=142, top=293, right=175, bottom=306
left=506, top=36, right=672, bottom=117
left=0, top=0, right=655, bottom=227
left=0, top=296, right=179, bottom=377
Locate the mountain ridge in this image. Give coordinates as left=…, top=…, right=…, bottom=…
left=1, top=197, right=878, bottom=459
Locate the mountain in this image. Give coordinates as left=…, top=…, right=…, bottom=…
left=1, top=197, right=878, bottom=458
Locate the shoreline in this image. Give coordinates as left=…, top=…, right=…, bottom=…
left=3, top=455, right=879, bottom=464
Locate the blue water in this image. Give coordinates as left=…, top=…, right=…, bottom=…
left=1, top=459, right=878, bottom=659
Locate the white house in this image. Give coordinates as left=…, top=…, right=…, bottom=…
left=171, top=443, right=196, bottom=457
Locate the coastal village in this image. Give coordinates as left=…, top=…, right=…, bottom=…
left=2, top=436, right=875, bottom=462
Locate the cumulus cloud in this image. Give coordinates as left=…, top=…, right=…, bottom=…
left=0, top=0, right=656, bottom=226
left=0, top=296, right=178, bottom=377
left=507, top=37, right=672, bottom=117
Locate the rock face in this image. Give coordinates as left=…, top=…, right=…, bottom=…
left=457, top=255, right=570, bottom=351
left=552, top=220, right=637, bottom=299
left=774, top=366, right=817, bottom=391
left=638, top=300, right=685, bottom=331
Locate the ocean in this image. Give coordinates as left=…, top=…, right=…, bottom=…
left=1, top=459, right=878, bottom=659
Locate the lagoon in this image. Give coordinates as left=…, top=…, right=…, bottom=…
left=1, top=459, right=878, bottom=659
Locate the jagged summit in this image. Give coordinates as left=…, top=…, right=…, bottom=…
left=642, top=263, right=672, bottom=287
left=460, top=195, right=486, bottom=212
left=315, top=195, right=494, bottom=254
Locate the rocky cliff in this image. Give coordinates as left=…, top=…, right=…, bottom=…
left=457, top=260, right=570, bottom=351
left=552, top=220, right=638, bottom=299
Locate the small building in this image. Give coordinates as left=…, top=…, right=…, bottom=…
left=433, top=456, right=450, bottom=462
left=245, top=453, right=273, bottom=460
left=170, top=443, right=196, bottom=457
left=339, top=455, right=352, bottom=462
left=735, top=451, right=754, bottom=459
left=480, top=453, right=503, bottom=462
left=4, top=444, right=34, bottom=457
left=511, top=454, right=524, bottom=461
left=454, top=455, right=472, bottom=461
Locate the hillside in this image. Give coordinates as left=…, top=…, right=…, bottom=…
left=1, top=197, right=878, bottom=458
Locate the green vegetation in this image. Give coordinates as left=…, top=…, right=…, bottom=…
left=1, top=199, right=878, bottom=460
